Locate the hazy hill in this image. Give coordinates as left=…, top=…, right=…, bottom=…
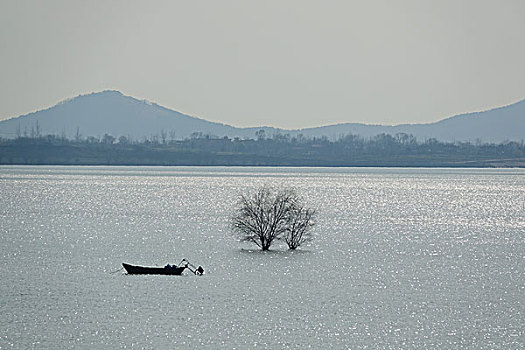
left=0, top=90, right=523, bottom=143
left=0, top=91, right=242, bottom=140
left=296, top=99, right=525, bottom=143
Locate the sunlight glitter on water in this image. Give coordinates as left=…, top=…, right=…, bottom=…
left=0, top=166, right=524, bottom=349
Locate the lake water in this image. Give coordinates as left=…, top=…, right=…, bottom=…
left=1, top=166, right=523, bottom=349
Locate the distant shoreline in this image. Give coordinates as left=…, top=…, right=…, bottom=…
left=1, top=135, right=524, bottom=168
left=2, top=159, right=523, bottom=168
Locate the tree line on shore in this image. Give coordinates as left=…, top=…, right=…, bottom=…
left=0, top=128, right=524, bottom=167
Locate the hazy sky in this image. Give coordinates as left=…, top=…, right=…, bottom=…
left=1, top=0, right=524, bottom=128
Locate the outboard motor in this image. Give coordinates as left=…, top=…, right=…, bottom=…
left=180, top=259, right=204, bottom=275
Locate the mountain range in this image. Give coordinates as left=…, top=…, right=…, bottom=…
left=0, top=90, right=523, bottom=143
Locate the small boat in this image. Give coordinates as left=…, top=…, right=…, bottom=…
left=122, top=259, right=204, bottom=276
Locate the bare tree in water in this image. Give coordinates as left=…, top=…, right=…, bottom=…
left=232, top=187, right=316, bottom=250
left=283, top=203, right=316, bottom=250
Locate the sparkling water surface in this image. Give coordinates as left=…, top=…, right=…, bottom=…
left=1, top=166, right=523, bottom=349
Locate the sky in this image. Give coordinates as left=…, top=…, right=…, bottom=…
left=0, top=0, right=524, bottom=129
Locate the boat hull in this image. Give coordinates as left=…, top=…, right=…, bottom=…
left=122, top=263, right=186, bottom=275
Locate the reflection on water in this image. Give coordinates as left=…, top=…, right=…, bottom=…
left=1, top=166, right=523, bottom=348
